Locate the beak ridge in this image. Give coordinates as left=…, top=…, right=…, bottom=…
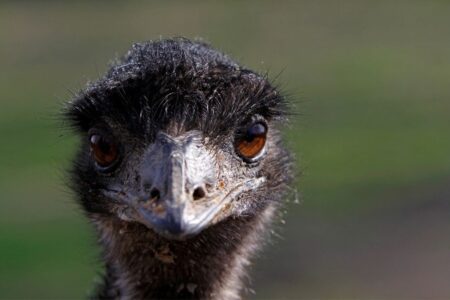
left=136, top=131, right=217, bottom=239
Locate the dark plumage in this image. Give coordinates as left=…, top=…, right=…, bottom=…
left=65, top=38, right=293, bottom=299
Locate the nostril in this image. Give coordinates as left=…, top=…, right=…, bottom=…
left=192, top=186, right=206, bottom=201
left=150, top=188, right=161, bottom=201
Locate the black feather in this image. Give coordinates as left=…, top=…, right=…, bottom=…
left=64, top=38, right=294, bottom=300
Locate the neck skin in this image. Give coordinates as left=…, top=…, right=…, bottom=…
left=90, top=206, right=274, bottom=300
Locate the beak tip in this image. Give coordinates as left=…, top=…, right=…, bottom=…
left=138, top=206, right=200, bottom=240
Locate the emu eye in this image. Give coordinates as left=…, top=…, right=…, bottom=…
left=235, top=122, right=267, bottom=161
left=89, top=134, right=119, bottom=168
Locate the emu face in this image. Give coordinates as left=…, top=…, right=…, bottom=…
left=66, top=39, right=290, bottom=240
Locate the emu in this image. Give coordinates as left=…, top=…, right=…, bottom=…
left=65, top=38, right=293, bottom=299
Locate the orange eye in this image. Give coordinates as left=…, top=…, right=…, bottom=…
left=236, top=122, right=267, bottom=161
left=90, top=134, right=119, bottom=168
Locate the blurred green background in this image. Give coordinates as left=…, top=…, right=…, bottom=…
left=1, top=1, right=449, bottom=299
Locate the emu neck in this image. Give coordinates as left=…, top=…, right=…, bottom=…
left=92, top=210, right=272, bottom=300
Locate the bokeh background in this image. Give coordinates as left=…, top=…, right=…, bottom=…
left=1, top=1, right=449, bottom=299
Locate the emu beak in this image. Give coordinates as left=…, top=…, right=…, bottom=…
left=133, top=131, right=262, bottom=240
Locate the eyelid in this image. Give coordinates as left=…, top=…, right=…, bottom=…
left=236, top=115, right=268, bottom=134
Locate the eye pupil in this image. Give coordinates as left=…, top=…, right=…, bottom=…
left=90, top=133, right=118, bottom=168
left=98, top=138, right=111, bottom=153
left=236, top=122, right=267, bottom=161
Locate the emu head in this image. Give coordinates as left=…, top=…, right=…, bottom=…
left=65, top=39, right=291, bottom=240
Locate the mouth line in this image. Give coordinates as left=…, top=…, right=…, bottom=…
left=99, top=176, right=265, bottom=236
left=100, top=188, right=139, bottom=205
left=182, top=177, right=266, bottom=235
